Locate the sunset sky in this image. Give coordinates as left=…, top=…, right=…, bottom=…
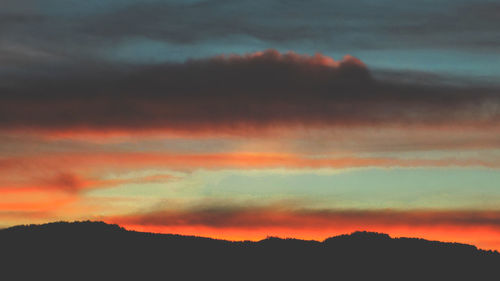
left=1, top=0, right=500, bottom=250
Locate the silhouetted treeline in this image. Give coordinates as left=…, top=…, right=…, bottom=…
left=1, top=221, right=498, bottom=280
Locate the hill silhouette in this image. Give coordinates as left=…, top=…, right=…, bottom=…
left=1, top=221, right=498, bottom=280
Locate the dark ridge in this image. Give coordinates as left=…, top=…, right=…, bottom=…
left=1, top=221, right=499, bottom=280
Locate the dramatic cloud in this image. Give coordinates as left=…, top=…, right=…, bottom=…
left=1, top=50, right=499, bottom=133
left=1, top=0, right=500, bottom=253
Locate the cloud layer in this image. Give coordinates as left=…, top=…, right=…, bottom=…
left=1, top=49, right=498, bottom=133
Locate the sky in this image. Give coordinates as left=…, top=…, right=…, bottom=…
left=1, top=0, right=500, bottom=250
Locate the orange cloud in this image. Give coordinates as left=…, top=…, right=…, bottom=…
left=0, top=152, right=498, bottom=175
left=0, top=188, right=77, bottom=212
left=0, top=170, right=175, bottom=194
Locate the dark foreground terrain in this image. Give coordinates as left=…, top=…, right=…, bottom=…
left=1, top=221, right=499, bottom=280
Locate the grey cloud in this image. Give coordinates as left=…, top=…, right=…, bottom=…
left=2, top=0, right=500, bottom=72
left=0, top=49, right=498, bottom=132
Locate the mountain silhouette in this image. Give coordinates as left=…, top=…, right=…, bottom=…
left=1, top=221, right=498, bottom=280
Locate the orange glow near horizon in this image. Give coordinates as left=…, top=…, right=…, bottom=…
left=105, top=208, right=500, bottom=251
left=114, top=223, right=500, bottom=252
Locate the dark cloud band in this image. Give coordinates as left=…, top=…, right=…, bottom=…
left=1, top=50, right=499, bottom=132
